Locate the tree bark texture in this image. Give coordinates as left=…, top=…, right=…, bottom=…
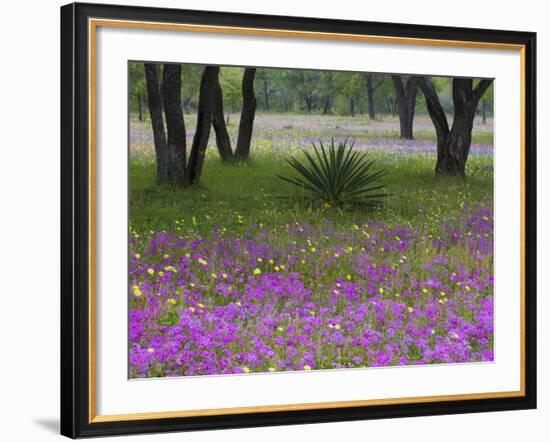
left=186, top=66, right=220, bottom=184
left=235, top=68, right=257, bottom=161
left=144, top=64, right=168, bottom=182
left=392, top=75, right=417, bottom=140
left=365, top=74, right=376, bottom=120
left=161, top=64, right=186, bottom=184
left=418, top=77, right=492, bottom=177
left=212, top=77, right=234, bottom=162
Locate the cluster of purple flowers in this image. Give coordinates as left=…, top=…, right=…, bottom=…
left=129, top=206, right=493, bottom=378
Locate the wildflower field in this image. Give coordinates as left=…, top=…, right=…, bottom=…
left=129, top=114, right=494, bottom=378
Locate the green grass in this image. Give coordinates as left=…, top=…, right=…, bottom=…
left=130, top=148, right=493, bottom=241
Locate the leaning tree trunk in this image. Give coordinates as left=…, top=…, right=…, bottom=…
left=161, top=64, right=186, bottom=184
left=186, top=66, right=220, bottom=184
left=211, top=77, right=234, bottom=162
left=144, top=63, right=168, bottom=182
left=235, top=68, right=257, bottom=161
left=365, top=74, right=376, bottom=120
left=392, top=75, right=417, bottom=140
left=418, top=76, right=493, bottom=178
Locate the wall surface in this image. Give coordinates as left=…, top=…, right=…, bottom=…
left=0, top=0, right=546, bottom=440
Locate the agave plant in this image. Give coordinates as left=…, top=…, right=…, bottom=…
left=278, top=139, right=387, bottom=205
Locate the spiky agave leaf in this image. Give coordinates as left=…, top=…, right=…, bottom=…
left=277, top=138, right=388, bottom=205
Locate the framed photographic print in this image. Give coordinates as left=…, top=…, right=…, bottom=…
left=60, top=2, right=537, bottom=438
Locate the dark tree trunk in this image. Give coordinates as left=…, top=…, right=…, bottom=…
left=349, top=97, right=355, bottom=117
left=235, top=68, right=257, bottom=161
left=281, top=89, right=289, bottom=112
left=304, top=96, right=313, bottom=113
left=322, top=97, right=331, bottom=115
left=186, top=66, right=219, bottom=184
left=137, top=93, right=143, bottom=122
left=418, top=77, right=493, bottom=177
left=365, top=74, right=376, bottom=120
left=211, top=77, right=234, bottom=162
left=144, top=63, right=168, bottom=182
left=262, top=78, right=270, bottom=110
left=160, top=64, right=186, bottom=184
left=392, top=75, right=418, bottom=140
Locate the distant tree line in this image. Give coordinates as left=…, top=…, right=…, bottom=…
left=130, top=62, right=493, bottom=182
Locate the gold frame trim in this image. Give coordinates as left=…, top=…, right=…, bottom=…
left=88, top=18, right=527, bottom=424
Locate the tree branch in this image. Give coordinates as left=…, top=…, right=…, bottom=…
left=473, top=79, right=493, bottom=104
left=372, top=76, right=385, bottom=91
left=417, top=76, right=449, bottom=138
left=391, top=75, right=405, bottom=100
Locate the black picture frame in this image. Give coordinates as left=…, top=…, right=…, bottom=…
left=61, top=2, right=537, bottom=438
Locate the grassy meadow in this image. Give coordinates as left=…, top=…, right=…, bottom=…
left=129, top=113, right=494, bottom=378
left=130, top=114, right=493, bottom=235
